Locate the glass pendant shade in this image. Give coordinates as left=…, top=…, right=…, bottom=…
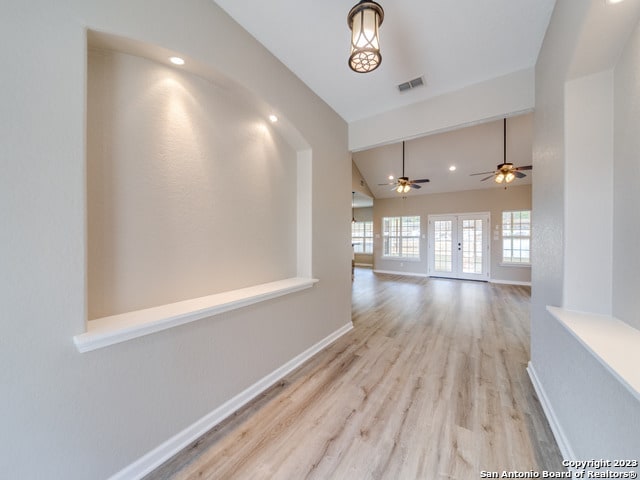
left=403, top=184, right=411, bottom=193
left=505, top=172, right=515, bottom=183
left=495, top=173, right=505, bottom=184
left=348, top=1, right=384, bottom=73
left=396, top=185, right=403, bottom=193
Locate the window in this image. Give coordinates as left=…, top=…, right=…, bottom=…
left=502, top=210, right=531, bottom=264
left=352, top=221, right=373, bottom=254
left=382, top=216, right=421, bottom=259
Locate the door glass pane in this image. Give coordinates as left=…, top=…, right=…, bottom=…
left=434, top=220, right=452, bottom=272
left=462, top=219, right=483, bottom=274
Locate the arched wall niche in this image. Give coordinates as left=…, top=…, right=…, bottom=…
left=82, top=31, right=313, bottom=350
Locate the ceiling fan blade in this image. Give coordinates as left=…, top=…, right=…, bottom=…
left=481, top=174, right=495, bottom=181
left=378, top=182, right=395, bottom=186
left=411, top=184, right=422, bottom=189
left=515, top=171, right=527, bottom=178
left=470, top=171, right=495, bottom=176
left=515, top=165, right=532, bottom=171
left=411, top=178, right=430, bottom=183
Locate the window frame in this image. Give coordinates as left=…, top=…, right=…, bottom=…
left=501, top=210, right=531, bottom=266
left=382, top=215, right=421, bottom=260
left=351, top=220, right=373, bottom=254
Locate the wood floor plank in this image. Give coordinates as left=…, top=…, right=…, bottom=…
left=146, top=269, right=564, bottom=479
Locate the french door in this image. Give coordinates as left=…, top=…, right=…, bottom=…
left=428, top=213, right=490, bottom=281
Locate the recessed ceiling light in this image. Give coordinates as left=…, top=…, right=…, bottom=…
left=169, top=56, right=185, bottom=65
left=269, top=114, right=278, bottom=123
left=388, top=175, right=394, bottom=180
left=449, top=165, right=457, bottom=171
left=605, top=0, right=624, bottom=4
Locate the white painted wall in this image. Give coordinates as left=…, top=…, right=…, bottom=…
left=352, top=161, right=373, bottom=198
left=349, top=68, right=534, bottom=151
left=0, top=1, right=350, bottom=478
left=532, top=0, right=640, bottom=463
left=87, top=48, right=298, bottom=318
left=354, top=207, right=373, bottom=223
left=613, top=20, right=640, bottom=330
left=372, top=185, right=532, bottom=284
left=563, top=71, right=613, bottom=314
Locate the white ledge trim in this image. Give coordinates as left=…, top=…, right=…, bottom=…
left=547, top=305, right=640, bottom=402
left=75, top=277, right=319, bottom=353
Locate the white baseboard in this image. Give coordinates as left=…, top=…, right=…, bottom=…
left=490, top=279, right=531, bottom=286
left=371, top=271, right=530, bottom=285
left=526, top=362, right=575, bottom=463
left=373, top=269, right=429, bottom=278
left=109, top=322, right=354, bottom=480
left=354, top=263, right=373, bottom=267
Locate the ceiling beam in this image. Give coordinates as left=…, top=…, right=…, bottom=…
left=348, top=68, right=534, bottom=152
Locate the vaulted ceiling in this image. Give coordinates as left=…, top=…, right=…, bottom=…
left=214, top=0, right=555, bottom=123
left=213, top=0, right=556, bottom=198
left=354, top=113, right=533, bottom=199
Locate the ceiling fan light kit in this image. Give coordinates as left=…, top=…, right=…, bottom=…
left=470, top=118, right=532, bottom=186
left=347, top=0, right=384, bottom=73
left=378, top=141, right=430, bottom=194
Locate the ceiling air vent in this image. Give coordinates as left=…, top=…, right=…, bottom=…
left=397, top=76, right=424, bottom=93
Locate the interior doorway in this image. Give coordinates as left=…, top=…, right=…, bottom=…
left=427, top=213, right=490, bottom=281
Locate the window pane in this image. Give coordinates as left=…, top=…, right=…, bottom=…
left=382, top=217, right=391, bottom=236
left=388, top=237, right=400, bottom=256
left=382, top=216, right=420, bottom=258
left=364, top=239, right=373, bottom=254
left=502, top=210, right=531, bottom=264
left=402, top=238, right=419, bottom=258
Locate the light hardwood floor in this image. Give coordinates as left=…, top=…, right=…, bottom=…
left=147, top=268, right=564, bottom=479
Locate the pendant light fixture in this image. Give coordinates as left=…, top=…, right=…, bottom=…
left=347, top=0, right=384, bottom=73
left=352, top=192, right=357, bottom=223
